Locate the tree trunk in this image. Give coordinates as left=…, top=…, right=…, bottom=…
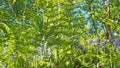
left=106, top=0, right=112, bottom=39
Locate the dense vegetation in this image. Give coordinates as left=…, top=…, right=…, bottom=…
left=0, top=0, right=120, bottom=68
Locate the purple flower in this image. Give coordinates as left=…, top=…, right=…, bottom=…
left=114, top=38, right=120, bottom=48
left=97, top=37, right=101, bottom=43
left=103, top=42, right=106, bottom=46
left=96, top=41, right=106, bottom=51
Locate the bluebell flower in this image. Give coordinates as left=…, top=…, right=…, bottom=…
left=96, top=41, right=106, bottom=51
left=97, top=37, right=101, bottom=43
left=103, top=42, right=106, bottom=47
left=114, top=38, right=120, bottom=48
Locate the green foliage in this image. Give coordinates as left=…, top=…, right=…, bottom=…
left=0, top=0, right=120, bottom=68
